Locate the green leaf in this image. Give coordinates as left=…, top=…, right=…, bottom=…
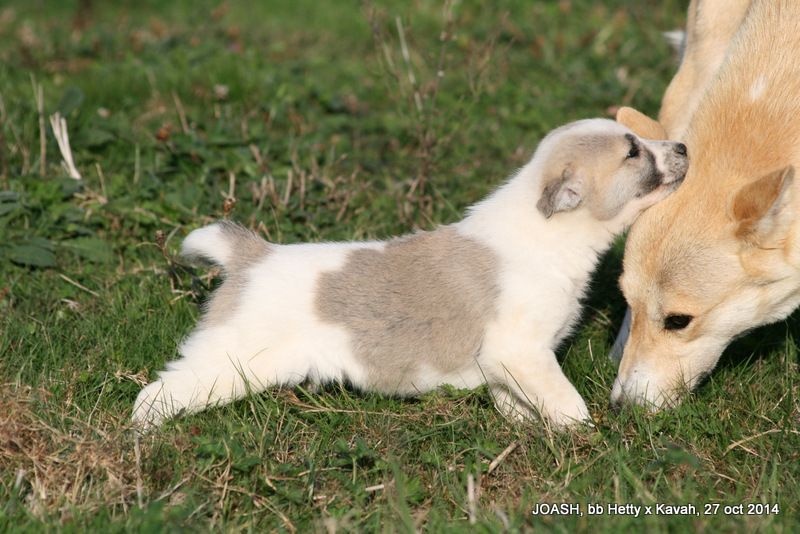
left=0, top=202, right=20, bottom=216
left=194, top=440, right=227, bottom=460
left=8, top=243, right=56, bottom=268
left=59, top=178, right=83, bottom=197
left=61, top=237, right=113, bottom=264
left=232, top=455, right=261, bottom=474
left=57, top=86, right=85, bottom=117
left=0, top=191, right=19, bottom=202
left=85, top=128, right=116, bottom=148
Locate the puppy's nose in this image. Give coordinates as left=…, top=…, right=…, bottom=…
left=674, top=143, right=688, bottom=156
left=609, top=397, right=622, bottom=414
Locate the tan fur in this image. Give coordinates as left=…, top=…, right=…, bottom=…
left=616, top=107, right=667, bottom=140
left=315, top=227, right=498, bottom=394
left=615, top=0, right=800, bottom=406
left=658, top=0, right=753, bottom=139
left=732, top=167, right=794, bottom=244
left=201, top=222, right=270, bottom=326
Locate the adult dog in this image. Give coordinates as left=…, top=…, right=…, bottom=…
left=611, top=0, right=800, bottom=408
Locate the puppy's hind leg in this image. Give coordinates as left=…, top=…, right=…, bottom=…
left=132, top=327, right=307, bottom=429
left=132, top=357, right=260, bottom=429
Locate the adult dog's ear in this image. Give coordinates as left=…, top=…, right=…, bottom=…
left=731, top=166, right=795, bottom=248
left=537, top=165, right=584, bottom=218
left=616, top=107, right=668, bottom=140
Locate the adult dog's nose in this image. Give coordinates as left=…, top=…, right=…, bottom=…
left=674, top=143, right=688, bottom=156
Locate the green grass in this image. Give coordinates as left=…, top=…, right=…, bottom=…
left=0, top=0, right=798, bottom=531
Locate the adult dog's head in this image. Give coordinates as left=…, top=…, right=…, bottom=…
left=611, top=108, right=800, bottom=409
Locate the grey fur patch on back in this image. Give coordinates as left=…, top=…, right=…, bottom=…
left=200, top=222, right=271, bottom=326
left=315, top=226, right=499, bottom=394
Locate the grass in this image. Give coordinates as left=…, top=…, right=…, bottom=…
left=0, top=0, right=798, bottom=531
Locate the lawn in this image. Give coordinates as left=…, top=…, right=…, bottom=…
left=0, top=0, right=797, bottom=531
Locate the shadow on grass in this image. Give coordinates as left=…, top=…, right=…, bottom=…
left=556, top=236, right=628, bottom=362
left=717, top=313, right=800, bottom=371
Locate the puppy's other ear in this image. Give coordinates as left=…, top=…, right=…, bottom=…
left=537, top=166, right=584, bottom=218
left=616, top=107, right=668, bottom=140
left=731, top=166, right=795, bottom=247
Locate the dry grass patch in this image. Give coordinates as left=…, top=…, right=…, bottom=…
left=0, top=383, right=143, bottom=520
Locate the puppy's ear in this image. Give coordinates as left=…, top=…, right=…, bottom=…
left=731, top=166, right=795, bottom=248
left=537, top=165, right=584, bottom=218
left=616, top=107, right=668, bottom=140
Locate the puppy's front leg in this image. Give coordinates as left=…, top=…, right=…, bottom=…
left=489, top=350, right=591, bottom=428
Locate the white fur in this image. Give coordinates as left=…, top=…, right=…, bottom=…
left=456, top=122, right=666, bottom=425
left=133, top=242, right=382, bottom=426
left=133, top=119, right=684, bottom=429
left=663, top=30, right=687, bottom=58
left=749, top=74, right=768, bottom=102
left=181, top=224, right=233, bottom=265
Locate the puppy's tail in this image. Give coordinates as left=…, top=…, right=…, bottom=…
left=181, top=221, right=269, bottom=270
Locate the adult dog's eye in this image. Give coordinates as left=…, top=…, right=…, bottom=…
left=626, top=144, right=640, bottom=159
left=664, top=314, right=693, bottom=331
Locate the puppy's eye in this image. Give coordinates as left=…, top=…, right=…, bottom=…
left=626, top=144, right=640, bottom=159
left=664, top=314, right=693, bottom=331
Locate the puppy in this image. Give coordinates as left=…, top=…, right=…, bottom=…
left=132, top=118, right=688, bottom=429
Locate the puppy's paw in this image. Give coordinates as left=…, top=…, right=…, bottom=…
left=544, top=396, right=593, bottom=429
left=132, top=380, right=178, bottom=430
